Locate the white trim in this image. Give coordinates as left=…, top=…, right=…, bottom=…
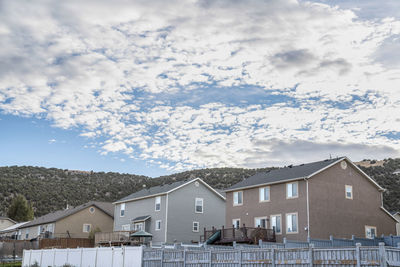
left=225, top=177, right=305, bottom=192
left=232, top=218, right=241, bottom=228
left=259, top=186, right=270, bottom=202
left=83, top=224, right=91, bottom=233
left=233, top=191, right=243, bottom=206
left=381, top=206, right=400, bottom=222
left=195, top=198, right=204, bottom=213
left=164, top=193, right=169, bottom=243
left=192, top=221, right=199, bottom=232
left=286, top=212, right=299, bottom=234
left=365, top=225, right=377, bottom=239
left=270, top=214, right=282, bottom=234
left=345, top=185, right=353, bottom=199
left=286, top=181, right=299, bottom=199
left=155, top=220, right=162, bottom=231
left=254, top=216, right=268, bottom=228
left=120, top=203, right=125, bottom=217
left=155, top=196, right=161, bottom=211
left=113, top=178, right=225, bottom=204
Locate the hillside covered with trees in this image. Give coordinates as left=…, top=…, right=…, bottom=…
left=0, top=158, right=399, bottom=218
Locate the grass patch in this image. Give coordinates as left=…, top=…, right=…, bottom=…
left=0, top=262, right=22, bottom=267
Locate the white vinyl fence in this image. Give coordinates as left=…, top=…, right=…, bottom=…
left=22, top=246, right=143, bottom=267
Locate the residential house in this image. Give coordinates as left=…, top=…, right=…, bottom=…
left=392, top=212, right=400, bottom=235
left=0, top=221, right=30, bottom=239
left=225, top=157, right=397, bottom=242
left=114, top=178, right=226, bottom=244
left=18, top=201, right=114, bottom=240
left=0, top=216, right=16, bottom=231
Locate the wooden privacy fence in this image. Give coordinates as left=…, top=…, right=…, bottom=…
left=143, top=243, right=400, bottom=267
left=39, top=238, right=94, bottom=249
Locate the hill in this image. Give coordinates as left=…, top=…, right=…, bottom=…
left=0, top=158, right=399, bottom=218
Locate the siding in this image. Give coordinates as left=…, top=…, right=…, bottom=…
left=0, top=219, right=15, bottom=231
left=167, top=181, right=225, bottom=243
left=113, top=195, right=167, bottom=243
left=308, top=160, right=396, bottom=239
left=225, top=180, right=308, bottom=242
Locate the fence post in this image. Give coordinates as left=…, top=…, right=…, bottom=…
left=183, top=247, right=186, bottom=267
left=160, top=249, right=164, bottom=267
left=379, top=242, right=387, bottom=267
left=271, top=247, right=276, bottom=267
left=94, top=247, right=98, bottom=267
left=330, top=235, right=334, bottom=247
left=209, top=250, right=212, bottom=267
left=258, top=239, right=262, bottom=248
left=80, top=248, right=83, bottom=267
left=66, top=248, right=69, bottom=264
left=53, top=249, right=56, bottom=267
left=283, top=237, right=287, bottom=248
left=355, top=243, right=361, bottom=267
left=111, top=247, right=114, bottom=267
left=352, top=235, right=356, bottom=246
left=238, top=249, right=242, bottom=266
left=39, top=249, right=43, bottom=267
left=233, top=241, right=237, bottom=249
left=309, top=243, right=314, bottom=267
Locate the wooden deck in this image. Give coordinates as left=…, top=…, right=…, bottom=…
left=94, top=231, right=136, bottom=246
left=202, top=225, right=275, bottom=244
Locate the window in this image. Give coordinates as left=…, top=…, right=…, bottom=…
left=259, top=186, right=270, bottom=202
left=120, top=203, right=125, bottom=217
left=89, top=207, right=95, bottom=213
left=233, top=191, right=243, bottom=206
left=286, top=213, right=298, bottom=233
left=134, top=223, right=144, bottom=231
left=286, top=182, right=298, bottom=198
left=83, top=224, right=91, bottom=233
left=345, top=185, right=353, bottom=199
left=232, top=218, right=241, bottom=229
left=195, top=198, right=204, bottom=213
left=193, top=222, right=199, bottom=232
left=270, top=214, right=282, bottom=234
left=37, top=226, right=41, bottom=235
left=365, top=226, right=377, bottom=239
left=47, top=224, right=54, bottom=233
left=255, top=217, right=268, bottom=228
left=155, top=220, right=161, bottom=231
left=121, top=224, right=130, bottom=231
left=155, top=196, right=161, bottom=211
left=25, top=229, right=29, bottom=239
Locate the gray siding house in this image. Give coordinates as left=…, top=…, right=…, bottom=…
left=114, top=178, right=226, bottom=244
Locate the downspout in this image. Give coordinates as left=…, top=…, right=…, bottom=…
left=164, top=193, right=169, bottom=243
left=305, top=178, right=310, bottom=239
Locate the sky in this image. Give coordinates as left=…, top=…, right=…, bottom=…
left=1, top=0, right=400, bottom=177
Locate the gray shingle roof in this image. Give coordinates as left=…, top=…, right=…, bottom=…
left=226, top=158, right=343, bottom=191
left=116, top=179, right=192, bottom=203
left=20, top=201, right=114, bottom=228
left=132, top=215, right=151, bottom=222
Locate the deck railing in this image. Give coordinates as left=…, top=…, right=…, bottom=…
left=94, top=231, right=135, bottom=245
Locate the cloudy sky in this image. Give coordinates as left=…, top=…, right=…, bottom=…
left=1, top=0, right=400, bottom=177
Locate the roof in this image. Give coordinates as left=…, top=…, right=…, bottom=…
left=0, top=217, right=17, bottom=224
left=226, top=158, right=342, bottom=191
left=130, top=230, right=152, bottom=237
left=0, top=221, right=30, bottom=234
left=132, top=215, right=151, bottom=222
left=20, top=201, right=114, bottom=228
left=115, top=178, right=225, bottom=204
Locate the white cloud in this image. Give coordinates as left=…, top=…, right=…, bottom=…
left=1, top=0, right=400, bottom=171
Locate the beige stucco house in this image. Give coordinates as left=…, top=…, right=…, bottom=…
left=18, top=201, right=114, bottom=240
left=0, top=216, right=16, bottom=231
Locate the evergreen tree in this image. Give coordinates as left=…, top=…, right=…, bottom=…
left=7, top=194, right=34, bottom=222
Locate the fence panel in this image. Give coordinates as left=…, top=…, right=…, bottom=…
left=81, top=248, right=97, bottom=267
left=241, top=249, right=273, bottom=266
left=213, top=249, right=240, bottom=266
left=354, top=237, right=375, bottom=247
left=332, top=238, right=354, bottom=247
left=313, top=247, right=357, bottom=267
left=386, top=247, right=400, bottom=266
left=285, top=240, right=309, bottom=248
left=186, top=250, right=210, bottom=267
left=40, top=249, right=55, bottom=267
left=310, top=239, right=332, bottom=248
left=142, top=249, right=162, bottom=267
left=261, top=242, right=285, bottom=249
left=275, top=248, right=309, bottom=266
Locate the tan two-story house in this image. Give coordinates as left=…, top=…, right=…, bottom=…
left=225, top=157, right=397, bottom=242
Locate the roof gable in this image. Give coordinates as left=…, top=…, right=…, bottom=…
left=114, top=178, right=225, bottom=204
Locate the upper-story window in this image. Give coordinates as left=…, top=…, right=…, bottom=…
left=345, top=185, right=353, bottom=199
left=233, top=191, right=243, bottom=206
left=155, top=196, right=161, bottom=211
left=120, top=203, right=125, bottom=217
left=286, top=182, right=298, bottom=199
left=259, top=186, right=270, bottom=202
left=195, top=198, right=204, bottom=213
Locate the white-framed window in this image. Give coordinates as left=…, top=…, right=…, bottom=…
left=121, top=224, right=130, bottom=231
left=233, top=191, right=243, bottom=206
left=286, top=182, right=298, bottom=199
left=120, top=203, right=125, bottom=217
left=259, top=186, right=270, bottom=202
left=134, top=222, right=144, bottom=231
left=232, top=218, right=241, bottom=229
left=286, top=213, right=298, bottom=233
left=365, top=226, right=377, bottom=239
left=195, top=198, right=204, bottom=213
left=155, top=196, right=161, bottom=211
left=155, top=220, right=162, bottom=231
left=270, top=214, right=282, bottom=234
left=83, top=224, right=91, bottom=233
left=25, top=228, right=30, bottom=239
left=193, top=222, right=199, bottom=232
left=254, top=217, right=268, bottom=228
left=47, top=224, right=54, bottom=233
left=345, top=185, right=353, bottom=199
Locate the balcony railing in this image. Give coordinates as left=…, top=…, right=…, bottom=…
left=202, top=225, right=275, bottom=244
left=94, top=231, right=136, bottom=245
